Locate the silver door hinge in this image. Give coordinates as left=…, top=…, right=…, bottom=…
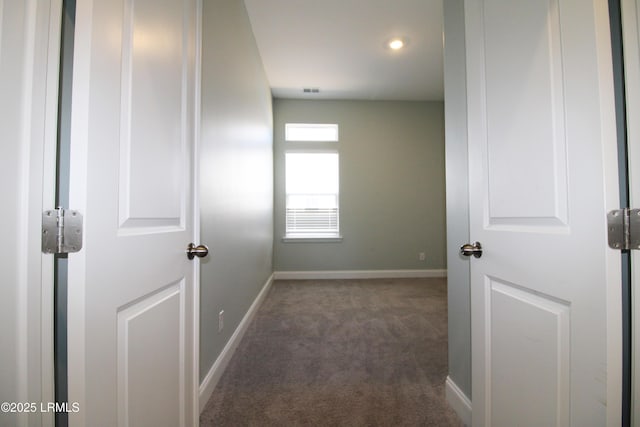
left=42, top=208, right=83, bottom=254
left=607, top=208, right=640, bottom=250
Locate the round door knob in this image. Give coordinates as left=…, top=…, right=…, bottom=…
left=460, top=242, right=482, bottom=258
left=186, top=243, right=209, bottom=260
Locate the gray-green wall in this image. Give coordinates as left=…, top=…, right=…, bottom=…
left=199, top=0, right=273, bottom=382
left=273, top=99, right=446, bottom=272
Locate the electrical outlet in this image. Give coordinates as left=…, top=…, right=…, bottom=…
left=419, top=252, right=426, bottom=261
left=218, top=310, right=224, bottom=332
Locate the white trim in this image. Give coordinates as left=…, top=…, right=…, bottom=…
left=40, top=2, right=63, bottom=426
left=198, top=274, right=274, bottom=413
left=67, top=0, right=94, bottom=424
left=2, top=1, right=61, bottom=426
left=273, top=269, right=447, bottom=280
left=445, top=376, right=472, bottom=426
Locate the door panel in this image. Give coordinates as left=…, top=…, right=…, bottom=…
left=465, top=0, right=621, bottom=425
left=484, top=0, right=568, bottom=226
left=67, top=0, right=200, bottom=425
left=120, top=0, right=187, bottom=227
left=490, top=279, right=570, bottom=426
left=117, top=282, right=185, bottom=427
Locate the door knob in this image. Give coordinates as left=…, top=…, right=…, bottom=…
left=460, top=242, right=482, bottom=258
left=186, top=243, right=209, bottom=260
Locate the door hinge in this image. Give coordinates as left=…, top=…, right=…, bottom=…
left=607, top=208, right=640, bottom=251
left=42, top=208, right=83, bottom=254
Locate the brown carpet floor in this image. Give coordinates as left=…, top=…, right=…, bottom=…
left=200, top=278, right=463, bottom=427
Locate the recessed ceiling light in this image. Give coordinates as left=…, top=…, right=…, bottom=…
left=387, top=37, right=408, bottom=50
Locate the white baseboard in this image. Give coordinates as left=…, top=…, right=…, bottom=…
left=272, top=269, right=447, bottom=280
left=198, top=274, right=274, bottom=413
left=445, top=376, right=472, bottom=426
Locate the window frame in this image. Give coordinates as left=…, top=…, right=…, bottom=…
left=285, top=123, right=339, bottom=142
left=283, top=123, right=342, bottom=242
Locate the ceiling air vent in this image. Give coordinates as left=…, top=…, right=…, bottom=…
left=303, top=88, right=320, bottom=93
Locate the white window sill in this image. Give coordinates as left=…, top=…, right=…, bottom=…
left=282, top=235, right=343, bottom=243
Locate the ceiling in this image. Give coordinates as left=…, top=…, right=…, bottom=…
left=242, top=0, right=444, bottom=101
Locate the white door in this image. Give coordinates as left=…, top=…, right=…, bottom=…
left=66, top=0, right=201, bottom=426
left=464, top=0, right=622, bottom=425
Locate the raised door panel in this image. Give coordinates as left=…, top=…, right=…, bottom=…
left=117, top=282, right=185, bottom=427
left=482, top=0, right=568, bottom=229
left=119, top=0, right=189, bottom=232
left=489, top=278, right=570, bottom=426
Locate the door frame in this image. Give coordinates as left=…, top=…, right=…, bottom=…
left=620, top=0, right=640, bottom=423
left=1, top=0, right=62, bottom=426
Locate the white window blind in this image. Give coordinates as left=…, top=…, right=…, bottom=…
left=285, top=152, right=339, bottom=237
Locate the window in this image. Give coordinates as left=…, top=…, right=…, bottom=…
left=285, top=123, right=339, bottom=142
left=284, top=123, right=340, bottom=240
left=285, top=152, right=339, bottom=238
